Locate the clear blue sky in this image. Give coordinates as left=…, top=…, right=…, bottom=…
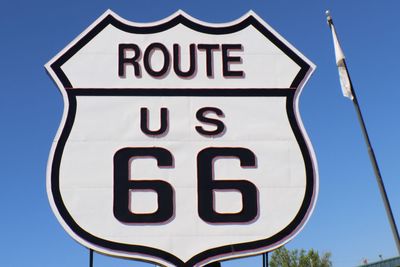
left=1, top=1, right=400, bottom=266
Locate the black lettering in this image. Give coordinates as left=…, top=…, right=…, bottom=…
left=222, top=44, right=244, bottom=77
left=113, top=147, right=174, bottom=223
left=140, top=107, right=168, bottom=136
left=197, top=147, right=258, bottom=223
left=198, top=44, right=220, bottom=77
left=118, top=44, right=141, bottom=77
left=195, top=107, right=225, bottom=136
left=173, top=44, right=196, bottom=77
left=143, top=43, right=170, bottom=77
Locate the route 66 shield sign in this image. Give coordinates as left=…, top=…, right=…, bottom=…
left=46, top=10, right=318, bottom=267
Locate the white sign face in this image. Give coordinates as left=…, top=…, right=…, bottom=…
left=46, top=10, right=318, bottom=267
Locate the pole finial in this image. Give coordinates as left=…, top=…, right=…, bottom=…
left=325, top=10, right=333, bottom=25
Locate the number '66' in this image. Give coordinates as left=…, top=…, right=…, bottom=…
left=113, top=147, right=258, bottom=224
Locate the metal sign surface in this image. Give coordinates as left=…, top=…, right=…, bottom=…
left=46, top=10, right=318, bottom=267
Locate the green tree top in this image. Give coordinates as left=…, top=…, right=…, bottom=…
left=270, top=246, right=332, bottom=267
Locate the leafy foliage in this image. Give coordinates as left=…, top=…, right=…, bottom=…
left=269, top=246, right=332, bottom=267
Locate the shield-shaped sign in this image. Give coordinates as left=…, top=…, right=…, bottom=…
left=46, top=10, right=318, bottom=267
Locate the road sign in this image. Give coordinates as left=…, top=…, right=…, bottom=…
left=46, top=10, right=318, bottom=267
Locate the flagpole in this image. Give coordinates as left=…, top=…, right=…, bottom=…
left=326, top=11, right=400, bottom=255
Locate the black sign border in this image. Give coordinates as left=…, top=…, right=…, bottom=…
left=48, top=11, right=316, bottom=267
